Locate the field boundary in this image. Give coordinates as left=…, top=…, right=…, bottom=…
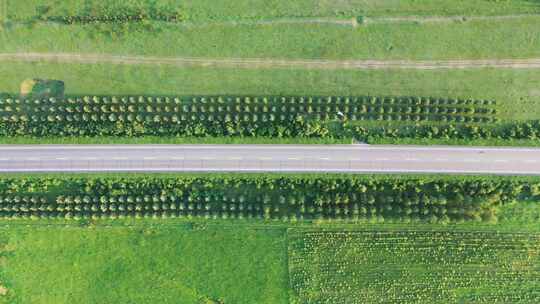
left=2, top=53, right=540, bottom=70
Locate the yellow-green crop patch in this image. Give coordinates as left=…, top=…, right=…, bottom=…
left=288, top=230, right=540, bottom=304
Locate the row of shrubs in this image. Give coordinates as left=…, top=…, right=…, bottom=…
left=1, top=95, right=496, bottom=107
left=354, top=121, right=540, bottom=141
left=0, top=175, right=536, bottom=223
left=0, top=95, right=502, bottom=138
left=0, top=119, right=535, bottom=140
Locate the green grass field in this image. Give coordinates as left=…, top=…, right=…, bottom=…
left=0, top=224, right=289, bottom=304
left=5, top=0, right=540, bottom=21
left=2, top=16, right=540, bottom=60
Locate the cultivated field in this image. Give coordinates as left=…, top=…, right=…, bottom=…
left=288, top=230, right=540, bottom=303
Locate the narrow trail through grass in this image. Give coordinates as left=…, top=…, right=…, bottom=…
left=2, top=53, right=540, bottom=70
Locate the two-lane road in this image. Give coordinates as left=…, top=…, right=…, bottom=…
left=0, top=145, right=540, bottom=175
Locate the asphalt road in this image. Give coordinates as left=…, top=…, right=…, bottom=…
left=0, top=145, right=539, bottom=175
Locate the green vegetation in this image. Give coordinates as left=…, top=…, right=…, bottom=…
left=2, top=16, right=540, bottom=60
left=0, top=94, right=498, bottom=138
left=288, top=230, right=540, bottom=304
left=3, top=93, right=540, bottom=144
left=1, top=1, right=540, bottom=303
left=0, top=171, right=538, bottom=303
left=5, top=0, right=540, bottom=22
left=0, top=63, right=537, bottom=121
left=0, top=174, right=537, bottom=223
left=0, top=174, right=538, bottom=303
left=0, top=224, right=289, bottom=304
left=0, top=64, right=539, bottom=145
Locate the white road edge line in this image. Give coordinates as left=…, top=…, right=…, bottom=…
left=0, top=168, right=539, bottom=175
left=2, top=145, right=540, bottom=153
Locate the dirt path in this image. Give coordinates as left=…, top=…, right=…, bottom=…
left=182, top=17, right=357, bottom=28
left=362, top=14, right=538, bottom=24
left=3, top=13, right=538, bottom=29
left=189, top=14, right=538, bottom=28
left=1, top=52, right=540, bottom=70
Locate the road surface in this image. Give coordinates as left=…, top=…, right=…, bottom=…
left=0, top=145, right=539, bottom=175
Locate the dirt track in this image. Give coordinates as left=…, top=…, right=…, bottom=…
left=1, top=52, right=540, bottom=70
left=363, top=14, right=538, bottom=24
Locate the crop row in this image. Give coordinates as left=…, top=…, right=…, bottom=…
left=0, top=104, right=495, bottom=116
left=0, top=113, right=497, bottom=125
left=0, top=95, right=497, bottom=106
left=0, top=96, right=496, bottom=120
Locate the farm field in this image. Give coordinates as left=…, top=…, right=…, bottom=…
left=288, top=229, right=540, bottom=304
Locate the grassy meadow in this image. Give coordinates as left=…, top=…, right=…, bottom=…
left=0, top=224, right=289, bottom=304
left=5, top=0, right=540, bottom=21
left=1, top=16, right=540, bottom=60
